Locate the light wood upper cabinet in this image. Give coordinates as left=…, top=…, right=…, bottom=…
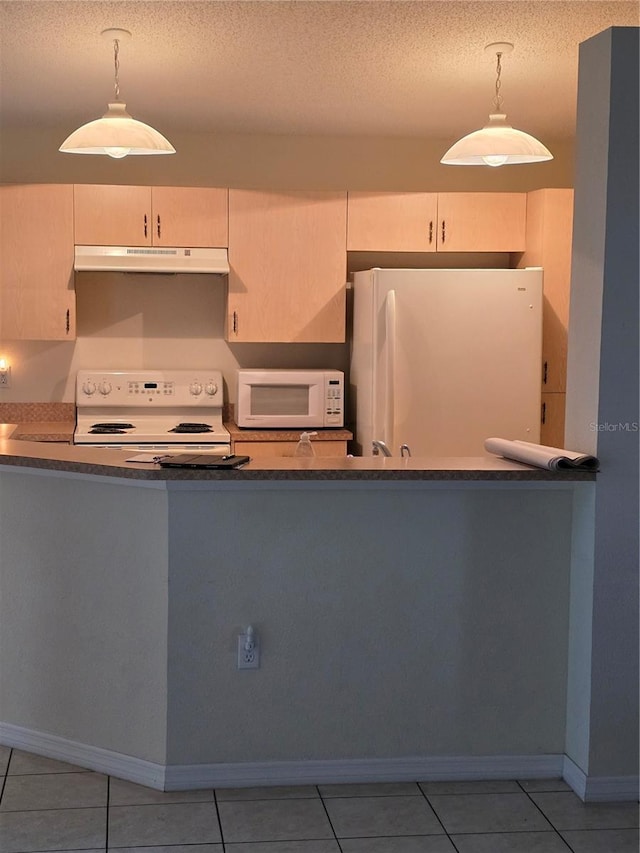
left=73, top=185, right=228, bottom=247
left=151, top=187, right=228, bottom=247
left=228, top=190, right=347, bottom=342
left=347, top=191, right=526, bottom=252
left=74, top=185, right=151, bottom=246
left=1, top=184, right=75, bottom=340
left=347, top=192, right=438, bottom=251
left=437, top=192, right=526, bottom=252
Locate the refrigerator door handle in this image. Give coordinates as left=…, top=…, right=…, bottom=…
left=385, top=289, right=397, bottom=450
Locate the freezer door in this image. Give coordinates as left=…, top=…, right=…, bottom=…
left=350, top=268, right=377, bottom=454
left=370, top=268, right=543, bottom=456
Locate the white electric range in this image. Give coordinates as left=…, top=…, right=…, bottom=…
left=74, top=370, right=231, bottom=455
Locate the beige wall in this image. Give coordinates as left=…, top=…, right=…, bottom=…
left=1, top=126, right=574, bottom=191
left=0, top=126, right=575, bottom=404
left=1, top=274, right=349, bottom=403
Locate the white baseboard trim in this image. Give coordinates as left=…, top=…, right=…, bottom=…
left=563, top=755, right=639, bottom=802
left=0, top=723, right=562, bottom=791
left=0, top=722, right=166, bottom=790
left=562, top=754, right=588, bottom=799
left=164, top=753, right=564, bottom=790
left=19, top=723, right=637, bottom=796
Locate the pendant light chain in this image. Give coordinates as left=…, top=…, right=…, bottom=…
left=113, top=38, right=121, bottom=102
left=493, top=51, right=504, bottom=113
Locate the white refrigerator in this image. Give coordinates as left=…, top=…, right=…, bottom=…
left=350, top=267, right=543, bottom=456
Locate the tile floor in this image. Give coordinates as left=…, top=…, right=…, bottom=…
left=0, top=747, right=637, bottom=852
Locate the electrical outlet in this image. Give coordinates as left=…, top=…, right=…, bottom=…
left=0, top=367, right=10, bottom=388
left=237, top=630, right=260, bottom=669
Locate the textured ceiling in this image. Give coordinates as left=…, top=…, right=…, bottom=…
left=0, top=1, right=638, bottom=142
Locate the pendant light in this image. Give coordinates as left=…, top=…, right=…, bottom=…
left=59, top=28, right=175, bottom=158
left=441, top=42, right=552, bottom=167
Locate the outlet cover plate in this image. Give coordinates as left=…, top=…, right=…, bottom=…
left=237, top=633, right=260, bottom=669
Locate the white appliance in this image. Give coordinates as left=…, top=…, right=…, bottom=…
left=351, top=267, right=543, bottom=456
left=236, top=369, right=344, bottom=428
left=74, top=245, right=229, bottom=274
left=74, top=370, right=231, bottom=455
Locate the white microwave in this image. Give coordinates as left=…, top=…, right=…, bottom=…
left=236, top=369, right=344, bottom=428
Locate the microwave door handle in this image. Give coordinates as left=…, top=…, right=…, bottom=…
left=384, top=289, right=397, bottom=452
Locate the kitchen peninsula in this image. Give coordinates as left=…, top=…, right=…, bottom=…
left=0, top=433, right=595, bottom=794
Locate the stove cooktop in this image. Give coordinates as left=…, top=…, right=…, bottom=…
left=75, top=417, right=229, bottom=444
left=74, top=370, right=230, bottom=447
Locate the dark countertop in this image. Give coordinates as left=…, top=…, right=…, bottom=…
left=0, top=427, right=596, bottom=483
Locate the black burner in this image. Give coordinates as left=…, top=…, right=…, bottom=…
left=170, top=422, right=213, bottom=434
left=91, top=422, right=135, bottom=430
left=89, top=427, right=128, bottom=435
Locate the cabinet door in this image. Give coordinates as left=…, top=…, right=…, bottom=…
left=541, top=392, right=566, bottom=448
left=74, top=184, right=151, bottom=246
left=152, top=187, right=228, bottom=247
left=228, top=190, right=347, bottom=342
left=347, top=192, right=438, bottom=251
left=519, top=188, right=573, bottom=393
left=1, top=185, right=75, bottom=340
left=437, top=192, right=526, bottom=251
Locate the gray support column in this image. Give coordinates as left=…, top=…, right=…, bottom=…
left=565, top=26, right=639, bottom=797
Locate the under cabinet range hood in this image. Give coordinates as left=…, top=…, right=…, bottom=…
left=74, top=245, right=230, bottom=274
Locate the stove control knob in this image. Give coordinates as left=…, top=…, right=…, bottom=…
left=189, top=381, right=203, bottom=396
left=205, top=382, right=218, bottom=397
left=98, top=381, right=112, bottom=396
left=82, top=380, right=96, bottom=396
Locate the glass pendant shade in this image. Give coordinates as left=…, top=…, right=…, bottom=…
left=441, top=112, right=553, bottom=167
left=441, top=44, right=552, bottom=167
left=59, top=30, right=175, bottom=158
left=60, top=101, right=175, bottom=157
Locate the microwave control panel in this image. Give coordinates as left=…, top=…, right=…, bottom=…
left=324, top=375, right=344, bottom=426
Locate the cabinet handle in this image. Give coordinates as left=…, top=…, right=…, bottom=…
left=541, top=402, right=546, bottom=425
left=233, top=311, right=238, bottom=334
left=543, top=360, right=548, bottom=385
left=428, top=220, right=433, bottom=244
left=157, top=215, right=161, bottom=239
left=144, top=214, right=148, bottom=238
left=65, top=309, right=70, bottom=335
left=441, top=220, right=446, bottom=244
